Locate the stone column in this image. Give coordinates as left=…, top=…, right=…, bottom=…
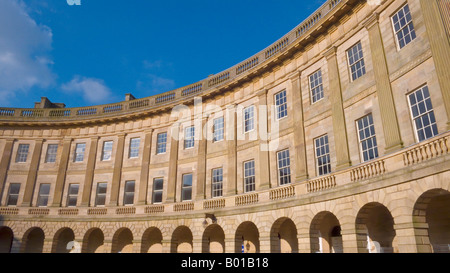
left=297, top=232, right=311, bottom=253
left=21, top=139, right=44, bottom=207
left=0, top=139, right=14, bottom=204
left=259, top=234, right=271, bottom=253
left=420, top=0, right=450, bottom=130
left=364, top=13, right=403, bottom=153
left=341, top=223, right=358, bottom=253
left=192, top=238, right=203, bottom=253
left=290, top=72, right=308, bottom=181
left=196, top=115, right=208, bottom=200
left=166, top=122, right=180, bottom=203
left=324, top=46, right=351, bottom=170
left=226, top=104, right=237, bottom=196
left=137, top=129, right=153, bottom=205
left=395, top=222, right=431, bottom=253
left=257, top=89, right=271, bottom=190
left=80, top=137, right=99, bottom=207
left=51, top=138, right=72, bottom=207
left=109, top=133, right=126, bottom=206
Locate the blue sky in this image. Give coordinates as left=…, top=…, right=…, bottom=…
left=0, top=0, right=324, bottom=108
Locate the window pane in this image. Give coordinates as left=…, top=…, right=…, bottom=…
left=347, top=42, right=366, bottom=81
left=102, top=141, right=113, bottom=161
left=74, top=143, right=86, bottom=162
left=129, top=138, right=140, bottom=158
left=315, top=135, right=331, bottom=176
left=16, top=144, right=30, bottom=163
left=7, top=184, right=20, bottom=206
left=45, top=144, right=58, bottom=163
left=157, top=133, right=167, bottom=154
left=392, top=4, right=416, bottom=49
left=408, top=86, right=438, bottom=142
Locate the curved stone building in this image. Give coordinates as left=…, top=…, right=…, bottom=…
left=0, top=0, right=449, bottom=253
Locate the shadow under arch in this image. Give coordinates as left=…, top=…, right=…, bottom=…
left=234, top=221, right=259, bottom=253
left=171, top=226, right=193, bottom=253
left=82, top=228, right=105, bottom=253
left=141, top=227, right=163, bottom=253
left=21, top=227, right=45, bottom=253
left=270, top=217, right=298, bottom=253
left=202, top=224, right=225, bottom=253
left=111, top=227, right=134, bottom=253
left=51, top=227, right=75, bottom=253
left=355, top=202, right=396, bottom=253
left=0, top=225, right=14, bottom=253
left=309, top=211, right=342, bottom=253
left=413, top=188, right=450, bottom=253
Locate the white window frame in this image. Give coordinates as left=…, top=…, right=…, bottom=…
left=309, top=69, right=324, bottom=104
left=74, top=143, right=86, bottom=162
left=181, top=173, right=193, bottom=201
left=391, top=3, right=416, bottom=50
left=123, top=180, right=135, bottom=206
left=95, top=183, right=108, bottom=207
left=129, top=138, right=140, bottom=159
left=45, top=144, right=59, bottom=163
left=275, top=90, right=288, bottom=120
left=277, top=149, right=291, bottom=186
left=184, top=126, right=195, bottom=149
left=16, top=144, right=29, bottom=163
left=244, top=160, right=256, bottom=193
left=356, top=114, right=379, bottom=162
left=314, top=135, right=331, bottom=176
left=213, top=117, right=225, bottom=143
left=6, top=183, right=20, bottom=207
left=156, top=132, right=167, bottom=154
left=66, top=184, right=79, bottom=207
left=212, top=168, right=223, bottom=198
left=243, top=105, right=255, bottom=133
left=152, top=178, right=164, bottom=204
left=101, top=141, right=113, bottom=161
left=407, top=85, right=439, bottom=143
left=37, top=184, right=51, bottom=207
left=347, top=41, right=366, bottom=82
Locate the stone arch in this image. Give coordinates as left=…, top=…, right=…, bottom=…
left=309, top=211, right=342, bottom=253
left=141, top=227, right=163, bottom=253
left=355, top=202, right=396, bottom=253
left=0, top=226, right=14, bottom=253
left=171, top=226, right=193, bottom=253
left=21, top=227, right=45, bottom=253
left=202, top=224, right=225, bottom=253
left=111, top=227, right=134, bottom=253
left=235, top=221, right=259, bottom=253
left=82, top=228, right=105, bottom=253
left=51, top=227, right=75, bottom=253
left=413, top=188, right=450, bottom=253
left=270, top=217, right=298, bottom=253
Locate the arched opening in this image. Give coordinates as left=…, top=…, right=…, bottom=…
left=22, top=227, right=45, bottom=253
left=52, top=228, right=75, bottom=253
left=202, top=224, right=225, bottom=253
left=270, top=217, right=298, bottom=253
left=235, top=221, right=259, bottom=253
left=356, top=202, right=396, bottom=253
left=0, top=227, right=14, bottom=253
left=310, top=211, right=343, bottom=253
left=82, top=228, right=105, bottom=253
left=413, top=189, right=450, bottom=253
left=141, top=227, right=163, bottom=253
left=171, top=226, right=193, bottom=253
left=112, top=228, right=134, bottom=253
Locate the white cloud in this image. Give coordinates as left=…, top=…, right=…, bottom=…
left=0, top=0, right=56, bottom=103
left=62, top=76, right=113, bottom=104
left=137, top=74, right=176, bottom=93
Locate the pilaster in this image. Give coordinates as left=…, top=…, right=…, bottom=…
left=363, top=13, right=403, bottom=153
left=80, top=136, right=99, bottom=207
left=137, top=129, right=153, bottom=205
left=20, top=139, right=44, bottom=207
left=51, top=137, right=72, bottom=207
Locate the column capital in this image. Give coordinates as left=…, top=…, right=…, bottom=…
left=362, top=12, right=380, bottom=30
left=323, top=46, right=337, bottom=60
left=256, top=88, right=269, bottom=97
left=289, top=71, right=301, bottom=82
